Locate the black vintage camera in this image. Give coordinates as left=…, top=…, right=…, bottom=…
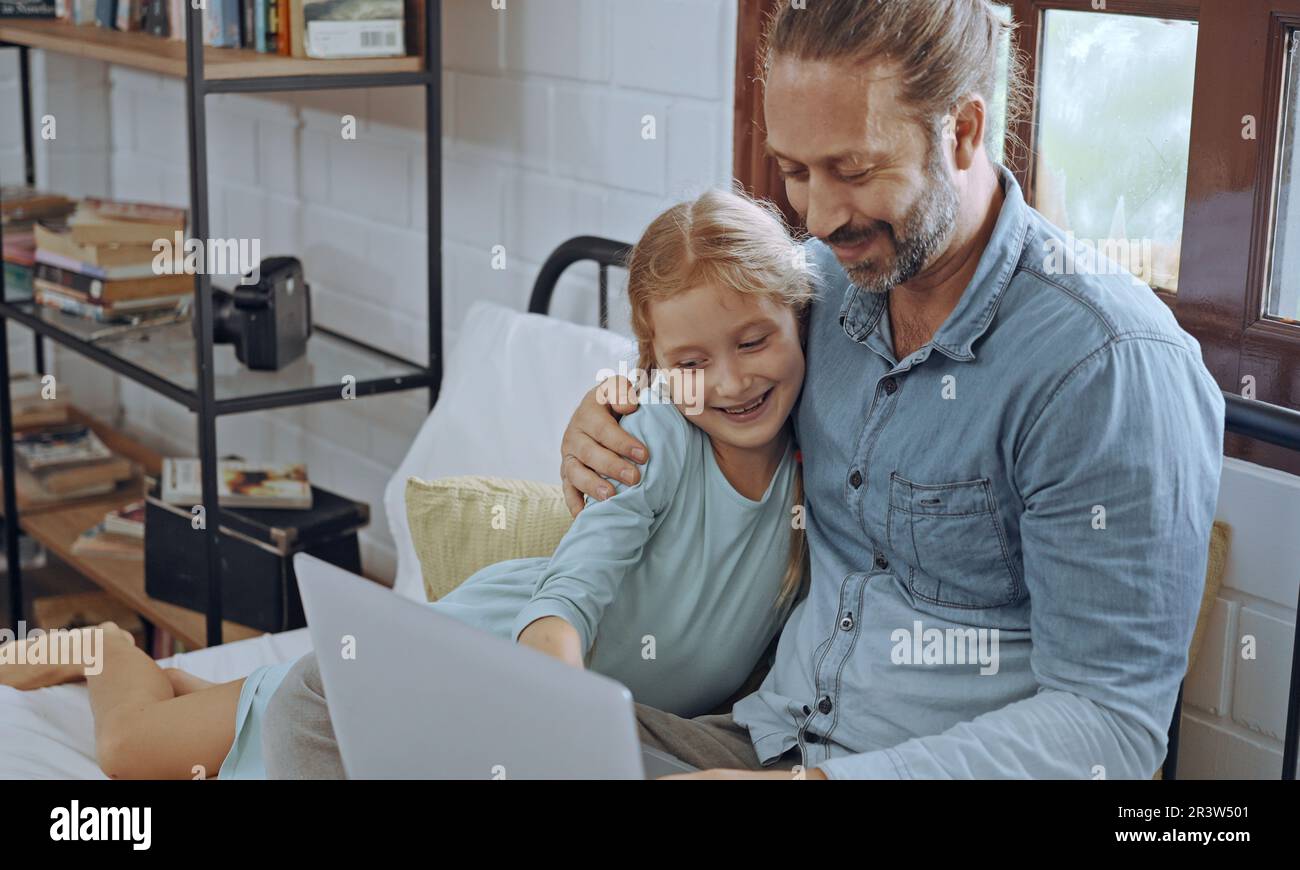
left=199, top=256, right=312, bottom=371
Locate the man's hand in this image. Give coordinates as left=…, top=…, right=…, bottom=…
left=659, top=767, right=828, bottom=780
left=559, top=375, right=649, bottom=517
left=517, top=616, right=585, bottom=669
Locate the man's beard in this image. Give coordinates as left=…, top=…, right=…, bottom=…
left=833, top=143, right=959, bottom=295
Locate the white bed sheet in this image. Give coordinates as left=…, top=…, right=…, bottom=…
left=0, top=628, right=311, bottom=779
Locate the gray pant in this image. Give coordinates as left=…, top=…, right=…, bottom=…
left=261, top=651, right=801, bottom=778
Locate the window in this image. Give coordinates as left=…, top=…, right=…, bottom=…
left=1030, top=10, right=1198, bottom=293
left=989, top=2, right=1014, bottom=166
left=1265, top=28, right=1300, bottom=323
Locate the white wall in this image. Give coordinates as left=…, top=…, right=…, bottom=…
left=2, top=0, right=738, bottom=581
left=1178, top=457, right=1300, bottom=778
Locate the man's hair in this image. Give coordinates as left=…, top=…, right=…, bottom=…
left=760, top=0, right=1030, bottom=161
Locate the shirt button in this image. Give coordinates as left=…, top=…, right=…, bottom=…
left=849, top=470, right=863, bottom=488
left=818, top=697, right=833, bottom=714
left=874, top=554, right=889, bottom=571
left=839, top=614, right=854, bottom=631
left=883, top=377, right=898, bottom=395
left=806, top=733, right=820, bottom=744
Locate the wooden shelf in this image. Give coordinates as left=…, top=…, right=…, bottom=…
left=19, top=496, right=262, bottom=650
left=2, top=408, right=262, bottom=649
left=0, top=18, right=424, bottom=81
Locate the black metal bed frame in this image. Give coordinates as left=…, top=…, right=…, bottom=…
left=0, top=4, right=443, bottom=648
left=527, top=235, right=1300, bottom=781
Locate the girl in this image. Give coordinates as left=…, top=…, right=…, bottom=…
left=0, top=187, right=817, bottom=779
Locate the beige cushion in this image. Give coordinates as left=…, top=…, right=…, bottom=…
left=1187, top=521, right=1230, bottom=674
left=405, top=476, right=574, bottom=602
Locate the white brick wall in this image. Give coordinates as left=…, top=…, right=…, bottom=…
left=8, top=0, right=737, bottom=582
left=1177, top=458, right=1300, bottom=778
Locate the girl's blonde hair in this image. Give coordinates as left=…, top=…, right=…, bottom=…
left=626, top=186, right=816, bottom=612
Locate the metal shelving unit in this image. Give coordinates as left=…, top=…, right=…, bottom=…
left=0, top=3, right=443, bottom=648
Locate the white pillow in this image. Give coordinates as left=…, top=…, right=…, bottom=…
left=385, top=301, right=636, bottom=602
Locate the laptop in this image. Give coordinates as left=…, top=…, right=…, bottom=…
left=293, top=553, right=698, bottom=779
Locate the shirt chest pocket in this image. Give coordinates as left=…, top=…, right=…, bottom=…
left=885, top=473, right=1021, bottom=610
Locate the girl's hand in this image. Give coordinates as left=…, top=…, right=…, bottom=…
left=517, top=616, right=585, bottom=669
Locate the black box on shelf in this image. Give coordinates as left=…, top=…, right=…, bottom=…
left=143, top=478, right=369, bottom=632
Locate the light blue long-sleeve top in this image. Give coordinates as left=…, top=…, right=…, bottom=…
left=440, top=388, right=800, bottom=717
left=729, top=162, right=1225, bottom=779
left=219, top=389, right=801, bottom=777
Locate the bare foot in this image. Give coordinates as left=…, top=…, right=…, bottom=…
left=163, top=668, right=216, bottom=696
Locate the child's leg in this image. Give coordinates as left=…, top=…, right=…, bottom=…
left=87, top=624, right=242, bottom=780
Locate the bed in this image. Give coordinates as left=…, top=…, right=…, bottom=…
left=0, top=237, right=634, bottom=779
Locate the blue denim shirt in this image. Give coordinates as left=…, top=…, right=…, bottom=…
left=730, top=163, right=1225, bottom=779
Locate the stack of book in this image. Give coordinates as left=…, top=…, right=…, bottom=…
left=1, top=186, right=77, bottom=299
left=71, top=501, right=146, bottom=560
left=40, top=0, right=414, bottom=59
left=33, top=198, right=193, bottom=341
left=11, top=422, right=137, bottom=505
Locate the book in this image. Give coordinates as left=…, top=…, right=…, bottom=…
left=71, top=0, right=94, bottom=24
left=29, top=302, right=191, bottom=342
left=287, top=0, right=303, bottom=57
left=72, top=522, right=144, bottom=560
left=118, top=0, right=144, bottom=31
left=0, top=1, right=57, bottom=17
left=35, top=223, right=168, bottom=273
left=0, top=186, right=76, bottom=228
left=34, top=261, right=192, bottom=303
left=29, top=455, right=135, bottom=496
left=301, top=0, right=404, bottom=59
left=104, top=500, right=146, bottom=539
left=161, top=458, right=313, bottom=509
left=142, top=0, right=164, bottom=35
left=204, top=0, right=238, bottom=46
left=67, top=198, right=187, bottom=246
left=2, top=261, right=33, bottom=298
left=35, top=249, right=162, bottom=282
left=2, top=229, right=35, bottom=266
left=266, top=0, right=278, bottom=51
left=34, top=281, right=190, bottom=321
left=14, top=423, right=114, bottom=471
left=167, top=0, right=183, bottom=40
left=93, top=0, right=114, bottom=27
left=254, top=0, right=265, bottom=50
left=276, top=0, right=288, bottom=54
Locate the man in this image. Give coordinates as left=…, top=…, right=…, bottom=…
left=263, top=0, right=1224, bottom=779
